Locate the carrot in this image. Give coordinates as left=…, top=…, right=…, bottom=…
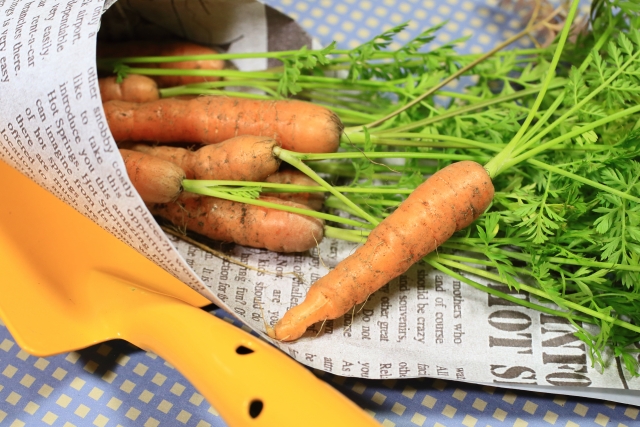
left=127, top=136, right=281, bottom=181
left=99, top=75, right=160, bottom=103
left=97, top=40, right=225, bottom=87
left=119, top=149, right=186, bottom=204
left=150, top=193, right=325, bottom=253
left=263, top=169, right=325, bottom=211
left=103, top=96, right=343, bottom=153
left=269, top=160, right=494, bottom=341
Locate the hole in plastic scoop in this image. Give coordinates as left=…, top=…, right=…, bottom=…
left=249, top=399, right=263, bottom=418
left=235, top=345, right=254, bottom=355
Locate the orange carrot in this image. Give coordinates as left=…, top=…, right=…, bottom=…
left=99, top=75, right=160, bottom=103
left=119, top=149, right=186, bottom=204
left=127, top=135, right=281, bottom=181
left=263, top=169, right=325, bottom=211
left=150, top=194, right=325, bottom=253
left=97, top=40, right=225, bottom=87
left=103, top=96, right=343, bottom=153
left=269, top=161, right=494, bottom=341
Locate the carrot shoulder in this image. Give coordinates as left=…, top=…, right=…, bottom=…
left=103, top=96, right=343, bottom=153
left=270, top=161, right=494, bottom=341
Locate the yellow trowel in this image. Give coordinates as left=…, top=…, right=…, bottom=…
left=0, top=159, right=380, bottom=427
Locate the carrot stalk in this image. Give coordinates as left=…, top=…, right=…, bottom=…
left=179, top=181, right=374, bottom=230
left=274, top=147, right=380, bottom=226
left=97, top=40, right=225, bottom=87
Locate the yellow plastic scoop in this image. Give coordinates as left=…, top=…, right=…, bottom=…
left=0, top=159, right=380, bottom=427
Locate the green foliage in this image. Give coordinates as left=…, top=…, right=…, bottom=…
left=277, top=42, right=337, bottom=96
left=113, top=63, right=131, bottom=83
left=311, top=1, right=640, bottom=375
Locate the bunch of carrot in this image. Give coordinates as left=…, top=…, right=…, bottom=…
left=99, top=39, right=344, bottom=253
left=99, top=38, right=502, bottom=340
left=97, top=0, right=640, bottom=376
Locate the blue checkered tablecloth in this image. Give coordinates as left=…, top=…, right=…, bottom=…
left=1, top=307, right=640, bottom=427
left=1, top=1, right=639, bottom=426
left=1, top=306, right=640, bottom=427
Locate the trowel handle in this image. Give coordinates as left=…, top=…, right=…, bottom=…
left=120, top=289, right=380, bottom=427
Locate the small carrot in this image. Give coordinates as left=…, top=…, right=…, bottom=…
left=99, top=75, right=160, bottom=103
left=97, top=40, right=225, bottom=87
left=119, top=148, right=186, bottom=204
left=103, top=96, right=343, bottom=153
left=150, top=193, right=325, bottom=253
left=269, top=161, right=494, bottom=341
left=127, top=135, right=281, bottom=181
left=263, top=169, right=325, bottom=211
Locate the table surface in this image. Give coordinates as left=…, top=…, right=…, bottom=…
left=1, top=0, right=640, bottom=426
left=1, top=307, right=639, bottom=427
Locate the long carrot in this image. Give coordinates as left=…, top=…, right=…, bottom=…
left=99, top=75, right=160, bottom=103
left=103, top=96, right=343, bottom=153
left=268, top=160, right=494, bottom=341
left=119, top=148, right=186, bottom=204
left=97, top=40, right=225, bottom=87
left=127, top=135, right=281, bottom=181
left=150, top=193, right=325, bottom=253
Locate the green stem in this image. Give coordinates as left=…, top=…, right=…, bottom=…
left=503, top=104, right=640, bottom=170
left=279, top=151, right=486, bottom=162
left=435, top=253, right=531, bottom=276
left=364, top=82, right=564, bottom=135
left=181, top=181, right=374, bottom=229
left=324, top=226, right=368, bottom=244
left=274, top=148, right=380, bottom=226
left=527, top=159, right=640, bottom=204
left=512, top=53, right=640, bottom=159
left=183, top=180, right=414, bottom=194
left=310, top=163, right=427, bottom=181
left=323, top=198, right=370, bottom=220
left=426, top=258, right=594, bottom=324
left=342, top=132, right=501, bottom=151
left=443, top=240, right=640, bottom=272
left=160, top=88, right=275, bottom=100
left=484, top=0, right=580, bottom=179
left=433, top=257, right=640, bottom=334
left=344, top=197, right=401, bottom=207
left=356, top=8, right=562, bottom=130
left=98, top=45, right=550, bottom=66
left=515, top=24, right=614, bottom=151
left=125, top=67, right=279, bottom=79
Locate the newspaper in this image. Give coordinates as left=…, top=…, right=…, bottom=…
left=1, top=0, right=639, bottom=405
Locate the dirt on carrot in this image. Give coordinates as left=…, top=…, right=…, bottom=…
left=269, top=161, right=494, bottom=341
left=119, top=148, right=186, bottom=204
left=150, top=193, right=325, bottom=253
left=103, top=96, right=343, bottom=153
left=99, top=75, right=160, bottom=103
left=127, top=135, right=282, bottom=181
left=263, top=169, right=325, bottom=211
left=97, top=40, right=225, bottom=87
